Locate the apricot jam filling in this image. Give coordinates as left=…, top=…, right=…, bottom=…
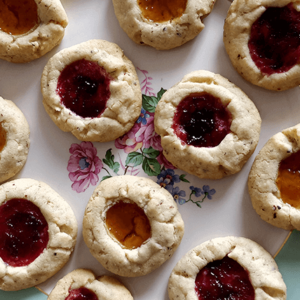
left=276, top=150, right=300, bottom=208
left=105, top=201, right=151, bottom=249
left=195, top=256, right=255, bottom=300
left=0, top=198, right=49, bottom=267
left=0, top=0, right=39, bottom=35
left=248, top=3, right=300, bottom=75
left=66, top=287, right=98, bottom=300
left=56, top=59, right=111, bottom=118
left=0, top=122, right=6, bottom=152
left=137, top=0, right=187, bottom=23
left=172, top=93, right=232, bottom=148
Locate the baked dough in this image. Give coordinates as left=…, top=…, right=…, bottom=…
left=224, top=0, right=300, bottom=91
left=154, top=70, right=261, bottom=179
left=248, top=123, right=300, bottom=230
left=82, top=175, right=184, bottom=277
left=0, top=97, right=30, bottom=184
left=168, top=236, right=286, bottom=300
left=41, top=39, right=142, bottom=142
left=0, top=0, right=68, bottom=63
left=112, top=0, right=216, bottom=50
left=0, top=178, right=78, bottom=291
left=48, top=269, right=133, bottom=300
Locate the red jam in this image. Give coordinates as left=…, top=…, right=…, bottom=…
left=56, top=59, right=111, bottom=118
left=0, top=0, right=39, bottom=35
left=248, top=3, right=300, bottom=75
left=195, top=256, right=255, bottom=300
left=65, top=287, right=98, bottom=300
left=0, top=123, right=6, bottom=152
left=276, top=150, right=300, bottom=208
left=105, top=201, right=151, bottom=249
left=0, top=199, right=49, bottom=267
left=172, top=93, right=232, bottom=148
left=137, top=0, right=187, bottom=23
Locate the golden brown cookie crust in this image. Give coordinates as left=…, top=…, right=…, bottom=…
left=82, top=175, right=184, bottom=277
left=248, top=123, right=300, bottom=230
left=48, top=269, right=133, bottom=300
left=0, top=178, right=78, bottom=291
left=41, top=39, right=142, bottom=142
left=0, top=0, right=68, bottom=63
left=168, top=236, right=286, bottom=300
left=154, top=70, right=261, bottom=179
left=112, top=0, right=216, bottom=50
left=0, top=97, right=30, bottom=184
left=223, top=0, right=300, bottom=91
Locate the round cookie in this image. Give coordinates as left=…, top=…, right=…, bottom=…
left=41, top=39, right=142, bottom=142
left=154, top=70, right=261, bottom=179
left=0, top=178, right=78, bottom=291
left=224, top=0, right=300, bottom=91
left=0, top=0, right=68, bottom=63
left=82, top=175, right=184, bottom=277
left=0, top=97, right=30, bottom=184
left=48, top=269, right=133, bottom=300
left=248, top=123, right=300, bottom=230
left=168, top=236, right=286, bottom=300
left=112, top=0, right=216, bottom=50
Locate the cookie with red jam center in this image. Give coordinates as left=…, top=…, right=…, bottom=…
left=168, top=237, right=286, bottom=300
left=42, top=40, right=142, bottom=142
left=154, top=70, right=261, bottom=179
left=48, top=269, right=133, bottom=300
left=224, top=0, right=300, bottom=91
left=0, top=179, right=77, bottom=291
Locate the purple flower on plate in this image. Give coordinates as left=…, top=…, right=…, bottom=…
left=157, top=169, right=180, bottom=186
left=67, top=142, right=102, bottom=193
left=203, top=185, right=216, bottom=200
left=137, top=108, right=150, bottom=125
left=190, top=186, right=203, bottom=197
left=166, top=185, right=186, bottom=205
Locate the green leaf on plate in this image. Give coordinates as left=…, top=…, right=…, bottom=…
left=143, top=147, right=160, bottom=159
left=125, top=152, right=143, bottom=167
left=179, top=174, right=190, bottom=183
left=101, top=175, right=112, bottom=182
left=103, top=149, right=120, bottom=173
left=142, top=95, right=159, bottom=112
left=157, top=88, right=167, bottom=101
left=142, top=157, right=161, bottom=176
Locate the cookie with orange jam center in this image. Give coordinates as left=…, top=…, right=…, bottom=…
left=0, top=123, right=6, bottom=152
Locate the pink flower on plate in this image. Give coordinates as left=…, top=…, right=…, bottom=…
left=67, top=142, right=103, bottom=193
left=157, top=152, right=176, bottom=169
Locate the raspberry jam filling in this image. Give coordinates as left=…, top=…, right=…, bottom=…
left=0, top=0, right=39, bottom=35
left=0, top=123, right=6, bottom=152
left=172, top=93, right=232, bottom=148
left=137, top=0, right=187, bottom=23
left=248, top=3, right=300, bottom=75
left=56, top=59, right=111, bottom=118
left=276, top=150, right=300, bottom=208
left=105, top=201, right=151, bottom=249
left=195, top=256, right=255, bottom=300
left=66, top=287, right=98, bottom=300
left=0, top=198, right=49, bottom=267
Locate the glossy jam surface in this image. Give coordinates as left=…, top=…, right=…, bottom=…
left=195, top=256, right=255, bottom=300
left=249, top=3, right=300, bottom=75
left=0, top=198, right=49, bottom=267
left=137, top=0, right=187, bottom=22
left=172, top=93, right=232, bottom=148
left=276, top=150, right=300, bottom=208
left=106, top=201, right=151, bottom=249
left=0, top=123, right=6, bottom=152
left=57, top=59, right=111, bottom=118
left=0, top=0, right=38, bottom=35
left=66, top=287, right=98, bottom=300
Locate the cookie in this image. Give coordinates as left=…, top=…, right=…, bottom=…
left=41, top=39, right=142, bottom=142
left=82, top=175, right=184, bottom=277
left=224, top=0, right=300, bottom=91
left=168, top=236, right=286, bottom=300
left=248, top=123, right=300, bottom=230
left=0, top=178, right=78, bottom=291
left=154, top=70, right=261, bottom=179
left=48, top=269, right=133, bottom=300
left=0, top=97, right=30, bottom=184
left=0, top=0, right=68, bottom=63
left=112, top=0, right=216, bottom=50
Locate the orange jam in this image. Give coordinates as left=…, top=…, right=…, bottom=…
left=0, top=123, right=6, bottom=152
left=0, top=0, right=39, bottom=35
left=137, top=0, right=187, bottom=23
left=105, top=201, right=151, bottom=249
left=276, top=151, right=300, bottom=208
